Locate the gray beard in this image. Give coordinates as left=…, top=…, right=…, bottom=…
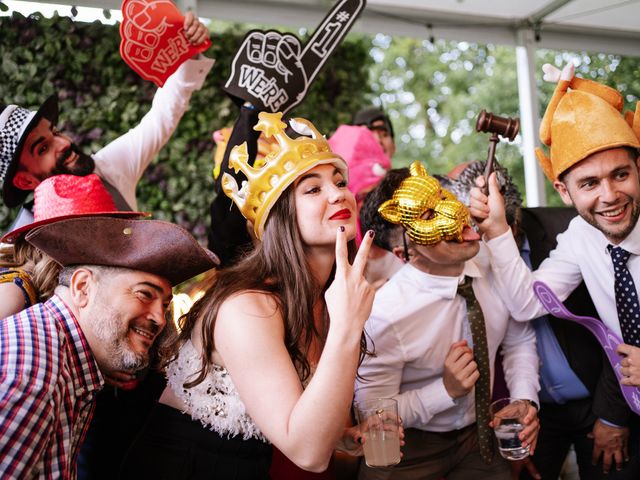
left=89, top=303, right=149, bottom=372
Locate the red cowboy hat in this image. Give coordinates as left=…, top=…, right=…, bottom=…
left=1, top=173, right=146, bottom=244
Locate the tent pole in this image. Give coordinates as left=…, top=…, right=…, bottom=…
left=516, top=28, right=546, bottom=207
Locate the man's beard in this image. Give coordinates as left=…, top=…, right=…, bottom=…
left=51, top=144, right=95, bottom=176
left=581, top=197, right=640, bottom=242
left=88, top=298, right=150, bottom=373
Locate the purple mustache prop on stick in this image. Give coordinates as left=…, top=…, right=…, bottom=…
left=533, top=281, right=640, bottom=415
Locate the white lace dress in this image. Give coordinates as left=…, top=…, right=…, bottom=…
left=166, top=339, right=267, bottom=442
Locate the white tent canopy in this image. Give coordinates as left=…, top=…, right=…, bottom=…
left=25, top=0, right=640, bottom=55
left=13, top=0, right=640, bottom=205
left=201, top=0, right=640, bottom=57
left=200, top=0, right=640, bottom=206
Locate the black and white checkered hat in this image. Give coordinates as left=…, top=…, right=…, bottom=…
left=0, top=95, right=58, bottom=208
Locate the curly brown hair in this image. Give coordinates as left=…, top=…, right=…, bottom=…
left=0, top=239, right=61, bottom=302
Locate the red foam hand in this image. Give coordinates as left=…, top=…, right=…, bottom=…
left=120, top=0, right=211, bottom=87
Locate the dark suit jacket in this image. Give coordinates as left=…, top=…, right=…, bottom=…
left=522, top=207, right=633, bottom=426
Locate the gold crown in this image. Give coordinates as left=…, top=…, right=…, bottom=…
left=222, top=112, right=347, bottom=239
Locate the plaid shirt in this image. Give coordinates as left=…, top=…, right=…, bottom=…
left=0, top=295, right=103, bottom=479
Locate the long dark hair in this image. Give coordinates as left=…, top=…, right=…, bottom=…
left=163, top=184, right=368, bottom=387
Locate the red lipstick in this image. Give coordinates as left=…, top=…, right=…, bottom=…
left=330, top=209, right=352, bottom=220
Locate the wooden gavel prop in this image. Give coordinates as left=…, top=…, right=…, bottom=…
left=475, top=110, right=519, bottom=194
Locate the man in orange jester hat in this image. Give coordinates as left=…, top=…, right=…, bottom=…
left=470, top=63, right=640, bottom=477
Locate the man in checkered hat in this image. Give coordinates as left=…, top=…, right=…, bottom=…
left=0, top=215, right=218, bottom=479
left=0, top=12, right=213, bottom=228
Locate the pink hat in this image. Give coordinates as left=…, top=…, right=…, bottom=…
left=1, top=174, right=146, bottom=244
left=328, top=125, right=391, bottom=197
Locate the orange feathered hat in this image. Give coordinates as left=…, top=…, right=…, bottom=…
left=536, top=70, right=640, bottom=182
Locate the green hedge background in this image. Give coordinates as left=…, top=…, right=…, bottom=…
left=0, top=13, right=373, bottom=241
left=4, top=12, right=639, bottom=237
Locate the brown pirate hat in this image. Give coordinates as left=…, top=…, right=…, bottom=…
left=25, top=216, right=219, bottom=286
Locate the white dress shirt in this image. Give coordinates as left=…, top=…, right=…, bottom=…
left=7, top=56, right=215, bottom=233
left=94, top=55, right=215, bottom=210
left=355, top=255, right=539, bottom=432
left=485, top=215, right=640, bottom=340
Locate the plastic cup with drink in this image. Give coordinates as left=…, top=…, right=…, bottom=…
left=489, top=397, right=531, bottom=461
left=354, top=397, right=401, bottom=468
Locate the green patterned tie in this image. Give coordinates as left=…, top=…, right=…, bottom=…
left=457, top=276, right=494, bottom=464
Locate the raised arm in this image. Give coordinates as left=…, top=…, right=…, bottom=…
left=470, top=173, right=582, bottom=320
left=215, top=228, right=375, bottom=472
left=93, top=14, right=214, bottom=209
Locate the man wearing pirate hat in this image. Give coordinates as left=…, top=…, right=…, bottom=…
left=0, top=13, right=212, bottom=227
left=470, top=64, right=640, bottom=477
left=0, top=215, right=218, bottom=479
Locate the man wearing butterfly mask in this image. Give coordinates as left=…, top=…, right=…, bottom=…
left=355, top=162, right=540, bottom=480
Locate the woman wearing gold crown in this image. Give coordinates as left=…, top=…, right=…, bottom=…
left=121, top=112, right=378, bottom=479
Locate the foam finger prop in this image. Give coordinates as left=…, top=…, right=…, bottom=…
left=224, top=0, right=366, bottom=114
left=120, top=0, right=212, bottom=87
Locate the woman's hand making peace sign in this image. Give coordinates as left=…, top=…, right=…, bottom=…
left=325, top=227, right=376, bottom=340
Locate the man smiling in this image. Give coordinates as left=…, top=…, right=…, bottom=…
left=554, top=147, right=640, bottom=242
left=0, top=216, right=218, bottom=479
left=0, top=12, right=212, bottom=220
left=469, top=65, right=640, bottom=477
